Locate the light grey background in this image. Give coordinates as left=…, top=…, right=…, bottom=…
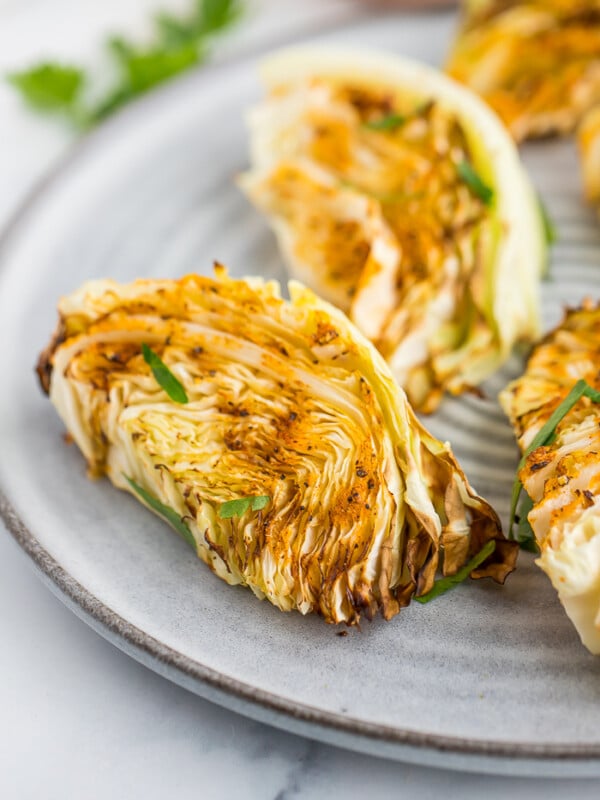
left=1, top=1, right=599, bottom=796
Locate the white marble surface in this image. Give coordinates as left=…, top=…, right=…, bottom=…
left=1, top=1, right=599, bottom=797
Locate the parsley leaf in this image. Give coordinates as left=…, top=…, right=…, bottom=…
left=457, top=160, right=494, bottom=206
left=108, top=35, right=201, bottom=94
left=414, top=540, right=496, bottom=604
left=155, top=0, right=242, bottom=46
left=199, top=0, right=244, bottom=34
left=124, top=475, right=196, bottom=549
left=219, top=495, right=270, bottom=519
left=363, top=112, right=406, bottom=132
left=7, top=0, right=243, bottom=128
left=7, top=63, right=85, bottom=113
left=142, top=343, right=189, bottom=404
left=509, top=379, right=600, bottom=546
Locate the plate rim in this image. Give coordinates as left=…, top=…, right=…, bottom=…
left=2, top=39, right=600, bottom=773
left=4, top=482, right=600, bottom=768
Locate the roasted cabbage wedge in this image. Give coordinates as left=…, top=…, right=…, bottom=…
left=240, top=47, right=545, bottom=412
left=500, top=302, right=600, bottom=653
left=447, top=1, right=600, bottom=141
left=38, top=269, right=516, bottom=625
left=579, top=105, right=600, bottom=208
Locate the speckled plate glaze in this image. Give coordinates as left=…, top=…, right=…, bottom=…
left=2, top=11, right=600, bottom=777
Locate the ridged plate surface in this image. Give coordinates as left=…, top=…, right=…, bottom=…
left=1, top=12, right=600, bottom=776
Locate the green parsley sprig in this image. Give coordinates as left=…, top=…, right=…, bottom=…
left=125, top=475, right=197, bottom=549
left=142, top=343, right=189, bottom=404
left=509, top=379, right=600, bottom=551
left=7, top=0, right=243, bottom=128
left=219, top=495, right=270, bottom=519
left=8, top=64, right=84, bottom=116
left=415, top=540, right=496, bottom=604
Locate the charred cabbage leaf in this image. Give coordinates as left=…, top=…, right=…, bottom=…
left=240, top=47, right=545, bottom=413
left=500, top=301, right=600, bottom=653
left=447, top=0, right=600, bottom=141
left=38, top=269, right=516, bottom=625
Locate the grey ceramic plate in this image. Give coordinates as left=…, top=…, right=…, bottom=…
left=2, top=11, right=600, bottom=778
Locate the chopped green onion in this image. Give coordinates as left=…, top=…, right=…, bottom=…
left=124, top=475, right=196, bottom=549
left=537, top=194, right=557, bottom=246
left=514, top=493, right=538, bottom=553
left=457, top=160, right=494, bottom=205
left=509, top=379, right=600, bottom=545
left=142, top=343, right=188, bottom=404
left=363, top=113, right=406, bottom=131
left=415, top=540, right=496, bottom=604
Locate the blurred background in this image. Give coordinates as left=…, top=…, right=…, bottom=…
left=0, top=0, right=457, bottom=223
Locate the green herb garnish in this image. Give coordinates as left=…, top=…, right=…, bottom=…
left=537, top=194, right=557, bottom=246
left=509, top=379, right=600, bottom=548
left=7, top=64, right=85, bottom=114
left=124, top=475, right=196, bottom=549
left=415, top=540, right=496, bottom=604
left=142, top=343, right=188, bottom=404
left=363, top=113, right=406, bottom=132
left=457, top=160, right=494, bottom=206
left=7, top=0, right=243, bottom=128
left=219, top=495, right=270, bottom=519
left=514, top=493, right=538, bottom=553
